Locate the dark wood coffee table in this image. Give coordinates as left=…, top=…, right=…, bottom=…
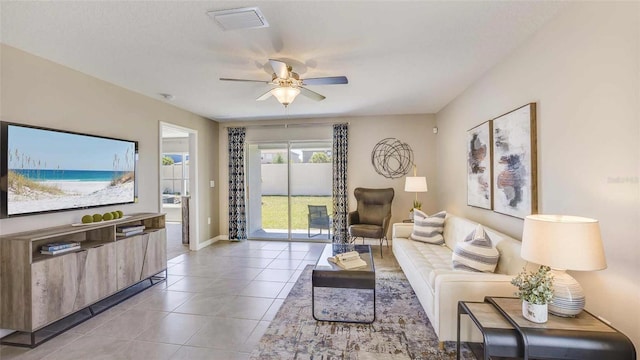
left=312, top=244, right=375, bottom=323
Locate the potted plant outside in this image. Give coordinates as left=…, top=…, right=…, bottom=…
left=511, top=265, right=554, bottom=323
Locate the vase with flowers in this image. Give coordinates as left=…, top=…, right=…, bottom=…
left=511, top=265, right=554, bottom=323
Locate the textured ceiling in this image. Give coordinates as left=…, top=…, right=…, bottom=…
left=1, top=1, right=566, bottom=122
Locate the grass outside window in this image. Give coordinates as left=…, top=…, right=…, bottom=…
left=261, top=196, right=332, bottom=230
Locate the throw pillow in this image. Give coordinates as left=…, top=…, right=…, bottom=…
left=410, top=210, right=446, bottom=245
left=452, top=224, right=500, bottom=273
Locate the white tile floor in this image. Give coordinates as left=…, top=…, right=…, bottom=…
left=0, top=240, right=327, bottom=360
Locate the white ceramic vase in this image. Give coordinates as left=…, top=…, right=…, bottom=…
left=522, top=300, right=548, bottom=323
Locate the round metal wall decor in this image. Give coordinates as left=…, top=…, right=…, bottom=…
left=371, top=138, right=414, bottom=179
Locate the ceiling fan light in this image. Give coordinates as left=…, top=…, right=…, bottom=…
left=271, top=87, right=300, bottom=107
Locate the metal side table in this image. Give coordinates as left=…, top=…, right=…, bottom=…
left=457, top=301, right=524, bottom=360
left=312, top=244, right=376, bottom=324
left=486, top=297, right=636, bottom=360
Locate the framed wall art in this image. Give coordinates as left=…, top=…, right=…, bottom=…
left=467, top=121, right=493, bottom=210
left=491, top=103, right=537, bottom=219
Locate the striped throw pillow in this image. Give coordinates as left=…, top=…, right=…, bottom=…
left=410, top=210, right=446, bottom=245
left=452, top=225, right=500, bottom=273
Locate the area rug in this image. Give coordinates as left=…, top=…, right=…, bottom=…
left=250, top=264, right=476, bottom=360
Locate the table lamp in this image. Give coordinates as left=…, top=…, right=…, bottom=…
left=521, top=214, right=607, bottom=317
left=404, top=165, right=428, bottom=210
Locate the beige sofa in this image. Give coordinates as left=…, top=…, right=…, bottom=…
left=392, top=214, right=526, bottom=344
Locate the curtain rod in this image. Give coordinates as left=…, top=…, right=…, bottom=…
left=223, top=121, right=349, bottom=129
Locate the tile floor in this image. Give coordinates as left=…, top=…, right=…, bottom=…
left=0, top=240, right=328, bottom=360
left=166, top=222, right=189, bottom=260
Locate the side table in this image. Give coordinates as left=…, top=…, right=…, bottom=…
left=486, top=297, right=636, bottom=360
left=457, top=301, right=523, bottom=360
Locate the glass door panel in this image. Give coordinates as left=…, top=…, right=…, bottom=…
left=247, top=143, right=290, bottom=240
left=290, top=142, right=333, bottom=240
left=246, top=141, right=332, bottom=242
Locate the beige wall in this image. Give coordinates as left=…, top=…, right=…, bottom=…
left=218, top=114, right=437, bottom=238
left=435, top=2, right=639, bottom=347
left=0, top=44, right=220, bottom=242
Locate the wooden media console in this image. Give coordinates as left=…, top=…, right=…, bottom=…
left=0, top=212, right=167, bottom=347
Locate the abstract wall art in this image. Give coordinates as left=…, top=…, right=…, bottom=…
left=467, top=121, right=492, bottom=210
left=371, top=138, right=413, bottom=179
left=491, top=103, right=537, bottom=219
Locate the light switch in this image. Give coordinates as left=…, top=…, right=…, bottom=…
left=210, top=180, right=215, bottom=188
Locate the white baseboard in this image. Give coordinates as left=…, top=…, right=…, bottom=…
left=195, top=234, right=226, bottom=250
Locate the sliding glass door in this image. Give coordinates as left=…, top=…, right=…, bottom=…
left=246, top=141, right=332, bottom=241
left=290, top=142, right=332, bottom=240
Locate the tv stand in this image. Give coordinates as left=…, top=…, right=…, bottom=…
left=0, top=212, right=167, bottom=347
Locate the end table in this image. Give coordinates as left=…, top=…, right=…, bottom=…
left=487, top=297, right=636, bottom=360
left=457, top=301, right=523, bottom=360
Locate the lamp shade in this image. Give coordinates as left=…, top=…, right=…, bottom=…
left=404, top=177, right=428, bottom=192
left=521, top=214, right=607, bottom=271
left=271, top=86, right=300, bottom=106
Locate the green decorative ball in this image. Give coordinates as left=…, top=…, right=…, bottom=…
left=93, top=213, right=103, bottom=222
left=116, top=210, right=124, bottom=218
left=81, top=215, right=93, bottom=224
left=103, top=212, right=114, bottom=221
left=111, top=211, right=119, bottom=219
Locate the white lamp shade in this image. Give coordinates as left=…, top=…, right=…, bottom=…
left=271, top=86, right=300, bottom=106
left=404, top=177, right=428, bottom=192
left=521, top=214, right=607, bottom=271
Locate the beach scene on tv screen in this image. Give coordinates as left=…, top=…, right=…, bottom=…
left=7, top=125, right=136, bottom=216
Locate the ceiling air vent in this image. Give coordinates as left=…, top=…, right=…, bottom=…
left=207, top=7, right=269, bottom=31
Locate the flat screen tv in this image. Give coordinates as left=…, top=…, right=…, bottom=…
left=0, top=121, right=138, bottom=218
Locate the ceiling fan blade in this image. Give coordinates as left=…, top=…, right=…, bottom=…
left=220, top=77, right=270, bottom=84
left=302, top=76, right=348, bottom=86
left=256, top=89, right=273, bottom=101
left=269, top=59, right=289, bottom=79
left=299, top=87, right=326, bottom=101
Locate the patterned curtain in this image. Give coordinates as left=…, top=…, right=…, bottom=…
left=228, top=127, right=247, bottom=241
left=332, top=123, right=349, bottom=243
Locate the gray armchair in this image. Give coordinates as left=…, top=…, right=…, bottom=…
left=348, top=187, right=394, bottom=256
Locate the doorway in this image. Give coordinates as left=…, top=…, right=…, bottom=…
left=246, top=141, right=332, bottom=241
left=160, top=123, right=198, bottom=259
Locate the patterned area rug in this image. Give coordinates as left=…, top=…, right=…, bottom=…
left=251, top=262, right=476, bottom=359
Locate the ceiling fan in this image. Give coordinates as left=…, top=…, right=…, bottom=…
left=220, top=59, right=348, bottom=107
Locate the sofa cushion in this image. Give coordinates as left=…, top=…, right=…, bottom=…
left=452, top=224, right=500, bottom=273
left=393, top=237, right=455, bottom=289
left=410, top=210, right=446, bottom=244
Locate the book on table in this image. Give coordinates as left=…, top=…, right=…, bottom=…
left=40, top=245, right=81, bottom=255
left=116, top=229, right=144, bottom=237
left=327, top=251, right=367, bottom=270
left=116, top=225, right=145, bottom=232
left=116, top=225, right=145, bottom=237
left=41, top=241, right=80, bottom=252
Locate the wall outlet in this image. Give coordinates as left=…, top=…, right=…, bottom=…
left=207, top=217, right=211, bottom=225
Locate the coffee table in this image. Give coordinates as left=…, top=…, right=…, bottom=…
left=312, top=244, right=376, bottom=323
